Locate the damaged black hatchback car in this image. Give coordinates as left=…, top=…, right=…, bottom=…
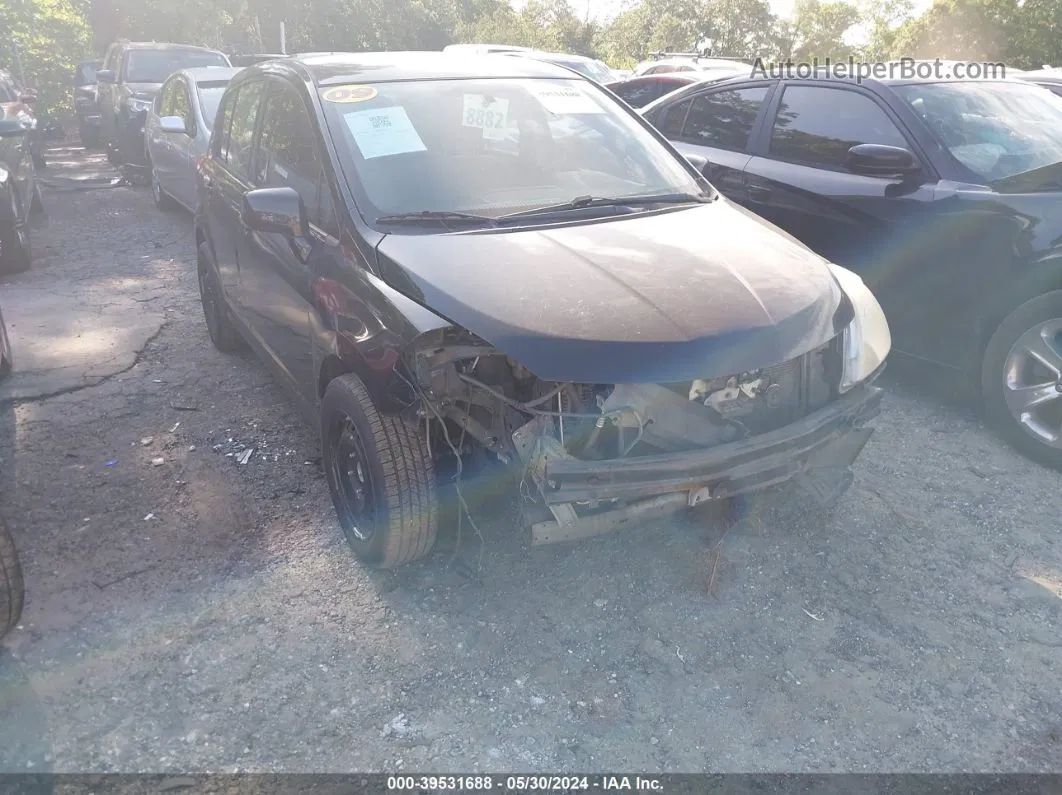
left=194, top=52, right=891, bottom=568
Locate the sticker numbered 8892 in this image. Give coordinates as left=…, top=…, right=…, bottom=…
left=465, top=106, right=504, bottom=129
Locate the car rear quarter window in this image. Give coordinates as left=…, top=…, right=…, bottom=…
left=769, top=85, right=909, bottom=169
left=679, top=86, right=768, bottom=151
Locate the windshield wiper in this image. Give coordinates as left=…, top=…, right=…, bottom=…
left=497, top=192, right=711, bottom=222
left=375, top=211, right=498, bottom=228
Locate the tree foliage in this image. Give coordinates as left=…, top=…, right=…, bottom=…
left=0, top=0, right=92, bottom=113
left=3, top=0, right=1062, bottom=119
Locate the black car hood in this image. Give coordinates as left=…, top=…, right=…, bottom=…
left=125, top=82, right=163, bottom=98
left=376, top=201, right=853, bottom=383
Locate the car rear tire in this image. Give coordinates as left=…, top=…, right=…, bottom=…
left=321, top=373, right=438, bottom=569
left=196, top=242, right=244, bottom=353
left=981, top=291, right=1062, bottom=470
left=0, top=188, right=31, bottom=274
left=151, top=166, right=177, bottom=211
left=29, top=181, right=44, bottom=217
left=0, top=518, right=25, bottom=642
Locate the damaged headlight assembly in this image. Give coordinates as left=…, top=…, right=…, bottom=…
left=128, top=97, right=153, bottom=113
left=831, top=264, right=891, bottom=393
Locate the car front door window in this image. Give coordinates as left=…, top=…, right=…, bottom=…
left=768, top=85, right=910, bottom=170
left=172, top=79, right=195, bottom=137
left=254, top=81, right=328, bottom=231
left=679, top=86, right=769, bottom=152
left=226, top=81, right=265, bottom=179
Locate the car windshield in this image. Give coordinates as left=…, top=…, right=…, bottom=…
left=320, top=77, right=703, bottom=224
left=896, top=81, right=1062, bottom=183
left=125, top=50, right=228, bottom=83
left=197, top=81, right=231, bottom=129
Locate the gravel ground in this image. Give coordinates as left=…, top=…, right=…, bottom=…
left=0, top=145, right=1061, bottom=776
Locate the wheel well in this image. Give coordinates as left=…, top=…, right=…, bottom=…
left=318, top=355, right=350, bottom=399
left=979, top=283, right=1062, bottom=364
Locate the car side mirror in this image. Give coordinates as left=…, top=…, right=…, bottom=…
left=0, top=120, right=27, bottom=138
left=845, top=144, right=920, bottom=179
left=159, top=115, right=187, bottom=135
left=96, top=69, right=115, bottom=84
left=243, top=184, right=307, bottom=231
left=684, top=153, right=709, bottom=173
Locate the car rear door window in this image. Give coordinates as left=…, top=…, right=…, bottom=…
left=225, top=80, right=265, bottom=178
left=254, top=80, right=334, bottom=235
left=768, top=85, right=909, bottom=168
left=680, top=86, right=768, bottom=151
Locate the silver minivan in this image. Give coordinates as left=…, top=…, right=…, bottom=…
left=145, top=66, right=242, bottom=211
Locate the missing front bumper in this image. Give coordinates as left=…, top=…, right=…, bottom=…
left=529, top=384, right=883, bottom=545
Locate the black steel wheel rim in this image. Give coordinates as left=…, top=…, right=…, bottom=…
left=329, top=415, right=375, bottom=542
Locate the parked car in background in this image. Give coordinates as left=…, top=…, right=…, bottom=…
left=634, top=52, right=753, bottom=77
left=97, top=41, right=231, bottom=168
left=643, top=68, right=1062, bottom=467
left=606, top=71, right=742, bottom=108
left=1014, top=68, right=1062, bottom=98
left=499, top=50, right=617, bottom=83
left=0, top=115, right=39, bottom=273
left=193, top=52, right=889, bottom=569
left=229, top=53, right=286, bottom=67
left=146, top=67, right=242, bottom=212
left=0, top=71, right=45, bottom=171
left=73, top=59, right=104, bottom=148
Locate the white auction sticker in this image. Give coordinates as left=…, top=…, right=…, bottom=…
left=343, top=106, right=427, bottom=159
left=462, top=94, right=510, bottom=140
left=531, top=84, right=605, bottom=115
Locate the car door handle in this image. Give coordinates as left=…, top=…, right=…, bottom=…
left=747, top=185, right=771, bottom=201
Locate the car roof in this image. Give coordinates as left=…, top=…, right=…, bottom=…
left=1016, top=68, right=1062, bottom=83
left=288, top=51, right=583, bottom=85
left=176, top=66, right=244, bottom=83
left=513, top=51, right=598, bottom=64
left=116, top=41, right=226, bottom=53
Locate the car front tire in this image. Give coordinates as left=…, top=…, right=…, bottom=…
left=0, top=187, right=31, bottom=274
left=982, top=290, right=1062, bottom=469
left=0, top=518, right=25, bottom=642
left=321, top=373, right=438, bottom=569
left=196, top=241, right=244, bottom=353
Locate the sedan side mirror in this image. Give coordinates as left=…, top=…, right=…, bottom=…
left=0, top=120, right=26, bottom=138
left=159, top=115, right=187, bottom=135
left=845, top=144, right=920, bottom=178
left=96, top=69, right=115, bottom=84
left=242, top=186, right=304, bottom=236
left=684, top=153, right=709, bottom=173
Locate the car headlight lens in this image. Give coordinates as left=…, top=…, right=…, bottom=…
left=829, top=264, right=891, bottom=393
left=128, top=98, right=153, bottom=113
